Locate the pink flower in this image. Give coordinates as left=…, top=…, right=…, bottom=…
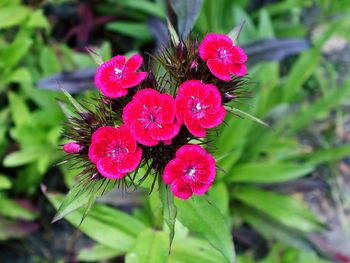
left=163, top=145, right=216, bottom=199
left=88, top=125, right=142, bottom=179
left=122, top=89, right=180, bottom=146
left=199, top=33, right=247, bottom=81
left=94, top=54, right=147, bottom=98
left=175, top=80, right=225, bottom=137
left=63, top=142, right=83, bottom=153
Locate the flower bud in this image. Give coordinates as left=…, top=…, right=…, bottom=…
left=177, top=40, right=187, bottom=61
left=63, top=142, right=84, bottom=154
left=190, top=59, right=199, bottom=73
left=222, top=93, right=235, bottom=103
left=80, top=112, right=97, bottom=124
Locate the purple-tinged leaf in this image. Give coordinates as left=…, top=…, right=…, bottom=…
left=244, top=38, right=311, bottom=64
left=170, top=0, right=203, bottom=38
left=36, top=67, right=96, bottom=93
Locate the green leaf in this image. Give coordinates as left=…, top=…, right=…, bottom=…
left=107, top=22, right=152, bottom=40
left=40, top=47, right=61, bottom=75
left=78, top=244, right=123, bottom=262
left=117, top=0, right=165, bottom=19
left=228, top=162, right=314, bottom=183
left=47, top=193, right=147, bottom=251
left=8, top=92, right=30, bottom=127
left=258, top=9, right=274, bottom=38
left=25, top=9, right=49, bottom=29
left=0, top=198, right=38, bottom=220
left=0, top=174, right=12, bottom=190
left=0, top=5, right=30, bottom=29
left=292, top=144, right=350, bottom=166
left=3, top=148, right=44, bottom=167
left=283, top=48, right=321, bottom=102
left=170, top=237, right=229, bottom=263
left=1, top=32, right=32, bottom=71
left=288, top=75, right=350, bottom=134
left=233, top=187, right=324, bottom=232
left=175, top=196, right=235, bottom=263
left=52, top=179, right=114, bottom=223
left=125, top=229, right=169, bottom=263
left=159, top=183, right=177, bottom=250
left=61, top=88, right=86, bottom=114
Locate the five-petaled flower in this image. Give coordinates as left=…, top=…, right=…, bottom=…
left=123, top=89, right=180, bottom=146
left=94, top=54, right=147, bottom=98
left=163, top=144, right=216, bottom=199
left=175, top=80, right=225, bottom=137
left=88, top=125, right=142, bottom=179
left=199, top=33, right=247, bottom=81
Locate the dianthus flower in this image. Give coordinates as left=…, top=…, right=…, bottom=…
left=88, top=125, right=142, bottom=179
left=94, top=54, right=147, bottom=98
left=122, top=89, right=180, bottom=146
left=175, top=80, right=225, bottom=137
left=199, top=33, right=247, bottom=81
left=163, top=145, right=216, bottom=199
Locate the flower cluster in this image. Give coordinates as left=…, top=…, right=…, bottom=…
left=63, top=33, right=248, bottom=199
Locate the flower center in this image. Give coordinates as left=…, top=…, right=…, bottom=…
left=114, top=67, right=124, bottom=79
left=138, top=105, right=162, bottom=129
left=107, top=144, right=128, bottom=159
left=186, top=167, right=196, bottom=179
left=217, top=48, right=227, bottom=60
left=190, top=97, right=207, bottom=119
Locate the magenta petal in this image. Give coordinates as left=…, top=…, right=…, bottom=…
left=171, top=178, right=192, bottom=199
left=117, top=148, right=142, bottom=173
left=163, top=158, right=186, bottom=184
left=184, top=114, right=206, bottom=137
left=157, top=94, right=176, bottom=123
left=121, top=72, right=147, bottom=88
left=230, top=46, right=248, bottom=63
left=207, top=59, right=231, bottom=81
left=199, top=106, right=226, bottom=129
left=150, top=122, right=180, bottom=141
left=96, top=157, right=126, bottom=179
left=125, top=54, right=143, bottom=71
left=191, top=182, right=212, bottom=195
left=228, top=63, right=247, bottom=77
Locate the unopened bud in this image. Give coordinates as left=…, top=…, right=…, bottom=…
left=190, top=59, right=199, bottom=73
left=80, top=112, right=97, bottom=124
left=63, top=142, right=84, bottom=154
left=222, top=93, right=235, bottom=103
left=177, top=40, right=187, bottom=61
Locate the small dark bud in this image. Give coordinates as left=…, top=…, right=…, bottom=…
left=177, top=40, right=187, bottom=61
left=91, top=172, right=102, bottom=180
left=193, top=36, right=199, bottom=48
left=222, top=93, right=235, bottom=103
left=80, top=112, right=97, bottom=124
left=190, top=59, right=199, bottom=73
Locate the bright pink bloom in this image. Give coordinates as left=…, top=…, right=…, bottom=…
left=163, top=145, right=216, bottom=199
left=94, top=54, right=147, bottom=98
left=88, top=125, right=142, bottom=179
left=63, top=142, right=83, bottom=153
left=175, top=80, right=225, bottom=137
left=123, top=89, right=180, bottom=146
left=199, top=33, right=248, bottom=81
